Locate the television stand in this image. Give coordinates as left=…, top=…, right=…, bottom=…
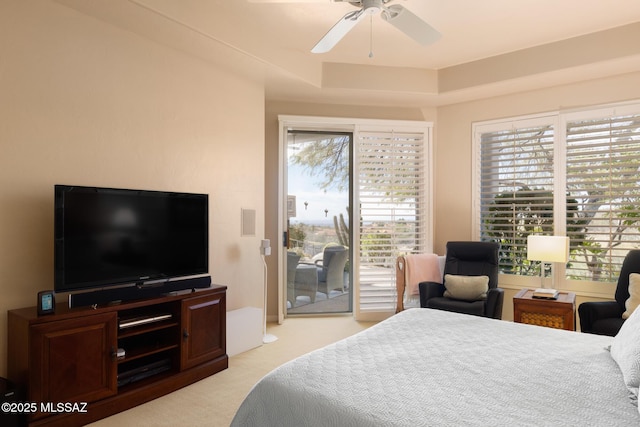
left=7, top=285, right=227, bottom=427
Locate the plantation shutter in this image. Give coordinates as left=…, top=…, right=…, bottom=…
left=565, top=112, right=640, bottom=281
left=356, top=128, right=429, bottom=313
left=477, top=121, right=555, bottom=275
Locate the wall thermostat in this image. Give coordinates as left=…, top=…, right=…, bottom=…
left=37, top=290, right=56, bottom=315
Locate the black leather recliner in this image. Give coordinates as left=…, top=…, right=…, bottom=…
left=578, top=249, right=640, bottom=336
left=419, top=241, right=504, bottom=319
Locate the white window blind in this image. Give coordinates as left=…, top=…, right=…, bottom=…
left=565, top=112, right=640, bottom=281
left=477, top=122, right=555, bottom=275
left=357, top=129, right=429, bottom=312
left=474, top=103, right=640, bottom=286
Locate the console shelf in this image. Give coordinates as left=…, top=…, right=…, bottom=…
left=118, top=343, right=179, bottom=364
left=8, top=285, right=227, bottom=427
left=118, top=320, right=180, bottom=339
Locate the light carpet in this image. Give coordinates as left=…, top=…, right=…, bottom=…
left=88, top=316, right=375, bottom=427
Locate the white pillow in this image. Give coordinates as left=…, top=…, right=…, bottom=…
left=623, top=273, right=640, bottom=319
left=611, top=301, right=640, bottom=401
left=443, top=274, right=489, bottom=301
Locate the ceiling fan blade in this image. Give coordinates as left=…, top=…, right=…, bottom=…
left=311, top=9, right=366, bottom=53
left=381, top=4, right=441, bottom=46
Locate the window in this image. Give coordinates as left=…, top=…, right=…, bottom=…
left=475, top=117, right=556, bottom=276
left=565, top=110, right=640, bottom=281
left=356, top=127, right=431, bottom=313
left=474, top=102, right=640, bottom=284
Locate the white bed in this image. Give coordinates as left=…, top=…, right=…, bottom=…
left=231, top=308, right=640, bottom=426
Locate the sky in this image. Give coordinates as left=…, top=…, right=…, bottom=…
left=287, top=161, right=349, bottom=225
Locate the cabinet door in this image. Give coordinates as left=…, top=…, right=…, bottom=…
left=30, top=312, right=118, bottom=414
left=181, top=292, right=226, bottom=370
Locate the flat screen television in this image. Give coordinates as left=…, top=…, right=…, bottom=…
left=54, top=185, right=209, bottom=295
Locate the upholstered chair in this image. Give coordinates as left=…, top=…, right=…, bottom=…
left=579, top=249, right=640, bottom=336
left=419, top=241, right=504, bottom=319
left=316, top=245, right=348, bottom=297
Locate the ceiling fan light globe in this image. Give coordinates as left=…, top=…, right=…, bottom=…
left=360, top=0, right=384, bottom=14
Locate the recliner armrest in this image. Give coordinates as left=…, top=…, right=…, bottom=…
left=578, top=301, right=623, bottom=333
left=419, top=281, right=444, bottom=307
left=485, top=287, right=504, bottom=320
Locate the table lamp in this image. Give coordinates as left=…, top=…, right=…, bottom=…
left=527, top=235, right=569, bottom=292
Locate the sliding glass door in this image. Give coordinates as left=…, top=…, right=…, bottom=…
left=278, top=116, right=433, bottom=322
left=285, top=130, right=353, bottom=315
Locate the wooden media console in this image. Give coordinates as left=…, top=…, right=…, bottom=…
left=8, top=285, right=227, bottom=426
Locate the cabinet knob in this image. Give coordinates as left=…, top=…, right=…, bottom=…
left=182, top=329, right=189, bottom=340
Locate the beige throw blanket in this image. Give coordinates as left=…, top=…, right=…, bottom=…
left=404, top=254, right=442, bottom=295
left=396, top=254, right=443, bottom=312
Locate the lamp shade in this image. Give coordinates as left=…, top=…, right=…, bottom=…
left=527, top=235, right=569, bottom=263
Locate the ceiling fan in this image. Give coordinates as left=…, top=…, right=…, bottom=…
left=248, top=0, right=441, bottom=53
left=311, top=0, right=441, bottom=53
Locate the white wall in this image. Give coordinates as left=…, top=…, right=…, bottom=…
left=435, top=71, right=640, bottom=252
left=0, top=0, right=265, bottom=376
left=434, top=71, right=640, bottom=319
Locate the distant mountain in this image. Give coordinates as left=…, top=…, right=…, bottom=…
left=290, top=218, right=334, bottom=227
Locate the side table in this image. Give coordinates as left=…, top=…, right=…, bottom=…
left=513, top=288, right=576, bottom=331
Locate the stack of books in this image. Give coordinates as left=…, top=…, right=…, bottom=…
left=532, top=288, right=559, bottom=299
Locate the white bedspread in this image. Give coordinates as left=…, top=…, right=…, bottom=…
left=231, top=309, right=639, bottom=426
